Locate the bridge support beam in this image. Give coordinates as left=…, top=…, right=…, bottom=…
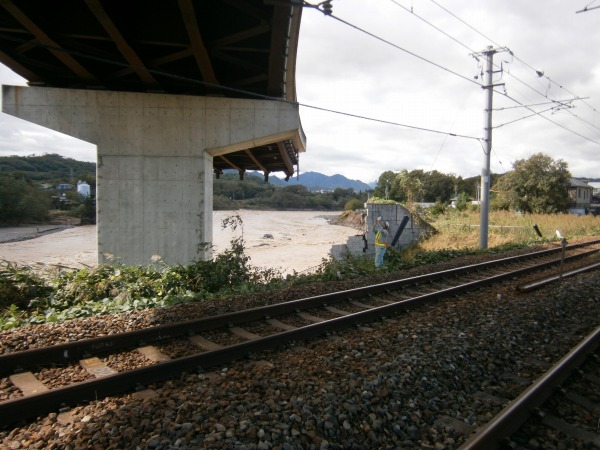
left=2, top=85, right=303, bottom=266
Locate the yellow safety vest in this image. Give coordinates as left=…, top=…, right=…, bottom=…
left=375, top=230, right=388, bottom=247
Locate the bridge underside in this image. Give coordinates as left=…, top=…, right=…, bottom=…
left=0, top=0, right=305, bottom=265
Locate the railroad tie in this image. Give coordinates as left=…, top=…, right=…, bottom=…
left=9, top=372, right=48, bottom=395
left=137, top=346, right=171, bottom=362
left=370, top=295, right=395, bottom=304
left=350, top=300, right=376, bottom=308
left=542, top=414, right=600, bottom=446
left=564, top=392, right=598, bottom=412
left=324, top=305, right=350, bottom=316
left=188, top=335, right=224, bottom=351
left=80, top=357, right=118, bottom=378
left=266, top=318, right=297, bottom=331
left=296, top=311, right=325, bottom=323
left=229, top=326, right=262, bottom=340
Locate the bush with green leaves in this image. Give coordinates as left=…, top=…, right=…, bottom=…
left=0, top=262, right=52, bottom=309
left=0, top=214, right=286, bottom=329
left=0, top=175, right=50, bottom=225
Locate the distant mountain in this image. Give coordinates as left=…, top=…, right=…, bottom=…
left=0, top=155, right=376, bottom=192
left=254, top=171, right=374, bottom=192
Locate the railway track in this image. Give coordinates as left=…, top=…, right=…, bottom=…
left=459, top=326, right=600, bottom=449
left=1, top=240, right=599, bottom=427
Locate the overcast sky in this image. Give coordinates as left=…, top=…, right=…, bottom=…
left=1, top=0, right=599, bottom=184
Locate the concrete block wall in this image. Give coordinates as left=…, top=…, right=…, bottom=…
left=331, top=235, right=366, bottom=260
left=330, top=203, right=434, bottom=260
left=365, top=203, right=419, bottom=256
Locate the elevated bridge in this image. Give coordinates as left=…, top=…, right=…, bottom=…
left=0, top=0, right=306, bottom=265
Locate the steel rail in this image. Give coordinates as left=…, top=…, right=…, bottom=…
left=518, top=261, right=600, bottom=291
left=458, top=326, right=600, bottom=450
left=1, top=250, right=599, bottom=426
left=1, top=242, right=598, bottom=376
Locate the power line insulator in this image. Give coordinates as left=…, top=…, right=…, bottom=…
left=321, top=0, right=332, bottom=15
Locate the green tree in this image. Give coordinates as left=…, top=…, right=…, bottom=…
left=373, top=171, right=397, bottom=199
left=0, top=175, right=50, bottom=225
left=455, top=192, right=470, bottom=211
left=344, top=198, right=364, bottom=211
left=421, top=170, right=456, bottom=203
left=269, top=186, right=312, bottom=209
left=0, top=153, right=96, bottom=182
left=80, top=191, right=96, bottom=224
left=492, top=153, right=571, bottom=213
left=393, top=169, right=425, bottom=203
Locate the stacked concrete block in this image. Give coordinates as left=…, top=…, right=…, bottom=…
left=330, top=203, right=434, bottom=260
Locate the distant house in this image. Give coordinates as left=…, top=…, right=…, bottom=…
left=568, top=178, right=593, bottom=214
left=57, top=183, right=73, bottom=192
left=589, top=182, right=600, bottom=215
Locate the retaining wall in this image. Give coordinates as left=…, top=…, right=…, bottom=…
left=330, top=203, right=435, bottom=260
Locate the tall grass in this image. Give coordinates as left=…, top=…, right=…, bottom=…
left=420, top=209, right=600, bottom=251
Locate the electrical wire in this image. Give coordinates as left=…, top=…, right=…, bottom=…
left=387, top=0, right=600, bottom=143
left=497, top=90, right=600, bottom=145
left=429, top=88, right=474, bottom=170
left=1, top=4, right=597, bottom=149
left=576, top=1, right=600, bottom=13
left=429, top=0, right=600, bottom=119
left=321, top=9, right=482, bottom=87
left=0, top=32, right=481, bottom=142
left=310, top=1, right=592, bottom=151
left=494, top=99, right=582, bottom=111
left=510, top=58, right=600, bottom=135
left=493, top=105, right=566, bottom=129
left=425, top=0, right=600, bottom=144
left=388, top=0, right=477, bottom=55
left=298, top=102, right=482, bottom=140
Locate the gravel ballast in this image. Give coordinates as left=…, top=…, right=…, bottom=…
left=1, top=252, right=599, bottom=449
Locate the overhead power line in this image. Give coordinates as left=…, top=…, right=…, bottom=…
left=576, top=1, right=600, bottom=13
left=493, top=98, right=584, bottom=111
left=308, top=1, right=600, bottom=149
left=493, top=105, right=567, bottom=129
left=424, top=0, right=600, bottom=144
left=298, top=102, right=482, bottom=141
left=312, top=6, right=482, bottom=87
left=388, top=0, right=600, bottom=142
left=0, top=32, right=480, bottom=143
left=497, top=90, right=600, bottom=145
left=388, top=0, right=477, bottom=55
left=429, top=0, right=600, bottom=119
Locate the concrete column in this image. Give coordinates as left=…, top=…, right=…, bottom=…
left=2, top=86, right=302, bottom=266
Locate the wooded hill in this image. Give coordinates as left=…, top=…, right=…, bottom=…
left=0, top=154, right=367, bottom=214
left=0, top=153, right=96, bottom=183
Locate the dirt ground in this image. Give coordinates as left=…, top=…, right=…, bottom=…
left=0, top=211, right=360, bottom=275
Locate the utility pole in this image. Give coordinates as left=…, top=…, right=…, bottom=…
left=479, top=46, right=499, bottom=250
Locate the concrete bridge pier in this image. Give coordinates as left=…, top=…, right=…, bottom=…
left=2, top=85, right=303, bottom=266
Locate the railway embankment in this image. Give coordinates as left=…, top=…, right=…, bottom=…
left=1, top=243, right=599, bottom=449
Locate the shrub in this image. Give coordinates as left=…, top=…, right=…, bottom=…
left=0, top=262, right=52, bottom=309
left=344, top=198, right=364, bottom=211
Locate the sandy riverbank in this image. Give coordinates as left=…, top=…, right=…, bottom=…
left=0, top=211, right=362, bottom=275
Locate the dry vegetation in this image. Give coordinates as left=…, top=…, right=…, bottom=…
left=420, top=209, right=600, bottom=250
